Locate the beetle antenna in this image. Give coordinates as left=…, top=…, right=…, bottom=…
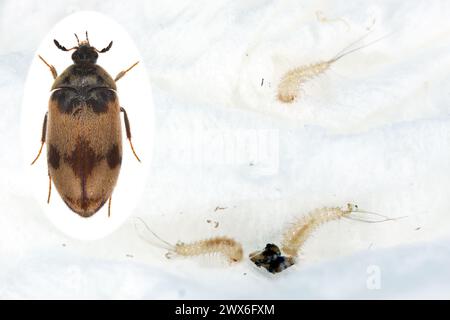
left=85, top=31, right=90, bottom=45
left=96, top=41, right=113, bottom=53
left=53, top=39, right=77, bottom=52
left=74, top=33, right=80, bottom=46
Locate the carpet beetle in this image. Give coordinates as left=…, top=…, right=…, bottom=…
left=31, top=31, right=140, bottom=218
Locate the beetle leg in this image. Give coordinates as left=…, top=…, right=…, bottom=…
left=38, top=55, right=58, bottom=79
left=108, top=196, right=112, bottom=218
left=47, top=172, right=52, bottom=204
left=120, top=107, right=141, bottom=162
left=31, top=112, right=48, bottom=165
left=114, top=61, right=139, bottom=82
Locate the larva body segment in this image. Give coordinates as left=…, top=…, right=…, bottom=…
left=277, top=61, right=330, bottom=103
left=174, top=237, right=244, bottom=263
left=281, top=206, right=350, bottom=257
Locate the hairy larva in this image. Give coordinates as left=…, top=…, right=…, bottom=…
left=172, top=237, right=243, bottom=263
left=250, top=203, right=401, bottom=273
left=282, top=203, right=363, bottom=256
left=277, top=33, right=387, bottom=103
left=135, top=218, right=243, bottom=263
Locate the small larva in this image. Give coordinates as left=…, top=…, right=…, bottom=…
left=282, top=203, right=357, bottom=257
left=135, top=218, right=243, bottom=263
left=277, top=33, right=386, bottom=103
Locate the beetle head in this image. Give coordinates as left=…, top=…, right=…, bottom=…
left=53, top=31, right=113, bottom=65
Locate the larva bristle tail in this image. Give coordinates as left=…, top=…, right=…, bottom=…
left=330, top=32, right=391, bottom=63
left=277, top=61, right=330, bottom=103
left=175, top=236, right=244, bottom=263
left=134, top=217, right=174, bottom=251
left=344, top=204, right=407, bottom=223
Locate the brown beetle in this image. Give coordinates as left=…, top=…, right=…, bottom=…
left=31, top=32, right=140, bottom=218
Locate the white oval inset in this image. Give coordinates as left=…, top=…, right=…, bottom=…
left=21, top=11, right=154, bottom=240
